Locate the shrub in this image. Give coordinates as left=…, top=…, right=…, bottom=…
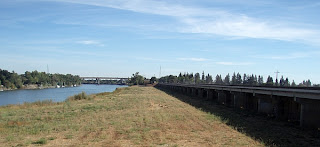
left=66, top=92, right=90, bottom=101
left=32, top=138, right=47, bottom=144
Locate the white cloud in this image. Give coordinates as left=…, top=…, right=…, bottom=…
left=76, top=40, right=105, bottom=46
left=177, top=58, right=209, bottom=62
left=216, top=62, right=253, bottom=66
left=135, top=57, right=171, bottom=62
left=45, top=0, right=320, bottom=45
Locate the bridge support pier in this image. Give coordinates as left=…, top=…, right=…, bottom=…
left=297, top=98, right=320, bottom=129
left=233, top=92, right=246, bottom=109
left=198, top=88, right=203, bottom=98
left=191, top=88, right=197, bottom=96
left=225, top=91, right=232, bottom=107
left=95, top=78, right=100, bottom=84
left=256, top=94, right=273, bottom=114
left=206, top=89, right=213, bottom=100
left=216, top=91, right=226, bottom=105
left=182, top=87, right=187, bottom=94
left=245, top=93, right=258, bottom=112
left=187, top=87, right=191, bottom=95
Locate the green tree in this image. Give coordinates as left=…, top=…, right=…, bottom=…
left=168, top=75, right=178, bottom=83
left=150, top=77, right=157, bottom=84
left=224, top=74, right=230, bottom=85
left=215, top=74, right=223, bottom=84
left=284, top=78, right=290, bottom=87
left=258, top=75, right=263, bottom=85
left=231, top=72, right=236, bottom=85
left=236, top=73, right=242, bottom=85
left=205, top=74, right=213, bottom=84
left=10, top=72, right=22, bottom=88
left=178, top=73, right=184, bottom=83
left=194, top=73, right=201, bottom=84
left=266, top=76, right=274, bottom=86
left=130, top=72, right=144, bottom=85
left=201, top=71, right=205, bottom=83
left=243, top=74, right=248, bottom=85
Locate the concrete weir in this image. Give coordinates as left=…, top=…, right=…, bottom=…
left=157, top=84, right=320, bottom=129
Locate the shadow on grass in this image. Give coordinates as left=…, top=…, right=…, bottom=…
left=156, top=87, right=320, bottom=147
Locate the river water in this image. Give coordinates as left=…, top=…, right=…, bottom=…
left=0, top=84, right=127, bottom=106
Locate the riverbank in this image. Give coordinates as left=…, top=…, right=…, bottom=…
left=0, top=84, right=79, bottom=92
left=0, top=86, right=262, bottom=146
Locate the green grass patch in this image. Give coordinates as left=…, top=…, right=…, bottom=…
left=32, top=137, right=47, bottom=145
left=66, top=92, right=91, bottom=101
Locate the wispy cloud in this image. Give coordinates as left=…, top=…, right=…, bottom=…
left=46, top=0, right=320, bottom=45
left=76, top=40, right=105, bottom=46
left=253, top=51, right=320, bottom=60
left=216, top=62, right=253, bottom=66
left=177, top=58, right=209, bottom=62
left=135, top=57, right=171, bottom=62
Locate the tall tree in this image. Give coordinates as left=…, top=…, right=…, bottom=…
left=258, top=75, right=263, bottom=85
left=291, top=80, right=296, bottom=87
left=266, top=76, right=274, bottom=86
left=206, top=74, right=213, bottom=84
left=201, top=71, right=205, bottom=83
left=224, top=74, right=230, bottom=85
left=236, top=73, right=242, bottom=85
left=284, top=78, right=290, bottom=87
left=194, top=73, right=201, bottom=84
left=215, top=74, right=223, bottom=84
left=243, top=73, right=248, bottom=85
left=279, top=76, right=285, bottom=87
left=231, top=72, right=236, bottom=85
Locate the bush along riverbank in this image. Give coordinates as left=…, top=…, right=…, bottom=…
left=0, top=69, right=81, bottom=91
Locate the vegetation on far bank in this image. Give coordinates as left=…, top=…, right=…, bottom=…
left=0, top=69, right=81, bottom=90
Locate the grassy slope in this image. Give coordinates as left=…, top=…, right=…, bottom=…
left=0, top=86, right=262, bottom=146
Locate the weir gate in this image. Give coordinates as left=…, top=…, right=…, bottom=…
left=156, top=83, right=320, bottom=129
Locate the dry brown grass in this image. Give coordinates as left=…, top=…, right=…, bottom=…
left=0, top=86, right=262, bottom=146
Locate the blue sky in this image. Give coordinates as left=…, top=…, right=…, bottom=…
left=1, top=0, right=320, bottom=84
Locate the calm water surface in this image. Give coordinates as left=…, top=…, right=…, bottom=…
left=0, top=84, right=127, bottom=106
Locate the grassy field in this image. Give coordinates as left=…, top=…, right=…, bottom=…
left=0, top=86, right=263, bottom=146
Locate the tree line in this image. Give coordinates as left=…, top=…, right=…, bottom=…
left=159, top=71, right=315, bottom=87
left=0, top=69, right=82, bottom=89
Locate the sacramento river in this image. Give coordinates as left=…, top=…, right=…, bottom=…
left=0, top=84, right=127, bottom=106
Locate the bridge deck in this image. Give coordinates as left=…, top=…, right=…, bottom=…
left=163, top=84, right=320, bottom=100
left=81, top=77, right=128, bottom=80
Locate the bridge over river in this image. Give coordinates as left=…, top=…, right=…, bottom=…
left=157, top=83, right=320, bottom=129
left=81, top=77, right=129, bottom=84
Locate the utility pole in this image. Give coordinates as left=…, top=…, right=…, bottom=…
left=275, top=70, right=280, bottom=81
left=159, top=66, right=161, bottom=78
